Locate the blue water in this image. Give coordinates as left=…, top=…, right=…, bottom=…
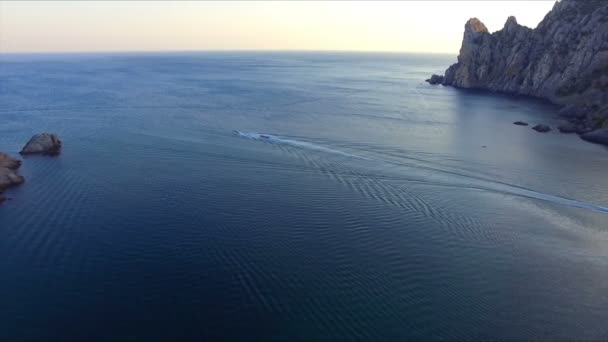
left=1, top=52, right=607, bottom=340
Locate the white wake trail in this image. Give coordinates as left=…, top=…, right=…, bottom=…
left=233, top=130, right=608, bottom=214
left=232, top=131, right=373, bottom=161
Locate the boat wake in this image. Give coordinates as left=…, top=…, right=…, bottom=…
left=232, top=130, right=372, bottom=161
left=233, top=130, right=608, bottom=215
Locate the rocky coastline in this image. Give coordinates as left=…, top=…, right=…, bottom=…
left=0, top=153, right=25, bottom=203
left=0, top=133, right=62, bottom=204
left=427, top=0, right=608, bottom=145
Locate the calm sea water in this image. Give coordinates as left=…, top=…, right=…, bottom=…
left=1, top=52, right=607, bottom=340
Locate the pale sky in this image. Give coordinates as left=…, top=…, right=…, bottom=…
left=0, top=1, right=555, bottom=54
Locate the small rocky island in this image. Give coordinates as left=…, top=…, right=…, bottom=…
left=20, top=133, right=62, bottom=155
left=427, top=0, right=608, bottom=145
left=0, top=133, right=62, bottom=204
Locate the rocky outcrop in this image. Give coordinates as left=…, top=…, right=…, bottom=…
left=532, top=124, right=552, bottom=133
left=425, top=74, right=444, bottom=85
left=580, top=129, right=608, bottom=145
left=20, top=133, right=62, bottom=155
left=1, top=134, right=63, bottom=204
left=0, top=153, right=25, bottom=203
left=428, top=0, right=608, bottom=144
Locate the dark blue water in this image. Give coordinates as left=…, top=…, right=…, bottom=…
left=1, top=52, right=607, bottom=340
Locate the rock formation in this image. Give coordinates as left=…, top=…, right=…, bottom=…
left=532, top=124, right=552, bottom=133
left=425, top=74, right=444, bottom=85
left=20, top=133, right=62, bottom=155
left=428, top=0, right=608, bottom=144
left=0, top=153, right=25, bottom=203
left=2, top=133, right=62, bottom=203
left=581, top=129, right=608, bottom=145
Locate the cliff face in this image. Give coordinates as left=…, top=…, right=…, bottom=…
left=431, top=0, right=608, bottom=133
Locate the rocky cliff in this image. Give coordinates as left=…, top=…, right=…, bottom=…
left=428, top=0, right=608, bottom=141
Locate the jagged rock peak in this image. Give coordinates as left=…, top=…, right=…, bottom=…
left=464, top=18, right=488, bottom=34
left=552, top=0, right=605, bottom=13
left=504, top=16, right=518, bottom=29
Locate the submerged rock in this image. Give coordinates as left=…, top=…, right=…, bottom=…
left=513, top=121, right=528, bottom=126
left=20, top=133, right=62, bottom=155
left=0, top=153, right=25, bottom=203
left=532, top=124, right=551, bottom=133
left=425, top=74, right=444, bottom=85
left=580, top=129, right=608, bottom=146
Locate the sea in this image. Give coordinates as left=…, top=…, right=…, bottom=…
left=1, top=52, right=607, bottom=340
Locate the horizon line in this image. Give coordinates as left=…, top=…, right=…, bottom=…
left=0, top=48, right=457, bottom=56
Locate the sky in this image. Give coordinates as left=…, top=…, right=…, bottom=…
left=0, top=1, right=556, bottom=54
